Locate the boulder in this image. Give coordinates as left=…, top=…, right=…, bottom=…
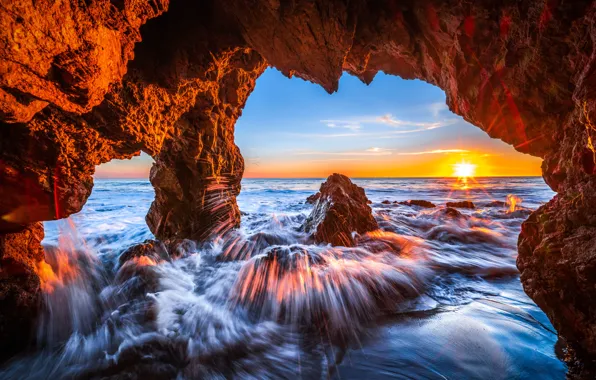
left=304, top=174, right=378, bottom=247
left=485, top=201, right=507, bottom=207
left=119, top=240, right=170, bottom=267
left=399, top=200, right=436, bottom=208
left=446, top=201, right=475, bottom=209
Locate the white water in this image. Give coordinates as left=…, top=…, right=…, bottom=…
left=1, top=177, right=565, bottom=379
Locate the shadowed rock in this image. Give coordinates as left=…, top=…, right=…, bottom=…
left=446, top=201, right=475, bottom=209
left=304, top=174, right=378, bottom=247
left=485, top=201, right=507, bottom=207
left=399, top=200, right=437, bottom=208
left=439, top=207, right=465, bottom=219
left=0, top=223, right=44, bottom=361
left=305, top=193, right=321, bottom=204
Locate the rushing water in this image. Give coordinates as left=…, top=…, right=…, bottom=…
left=1, top=177, right=566, bottom=379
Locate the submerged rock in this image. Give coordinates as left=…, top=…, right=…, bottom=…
left=440, top=207, right=465, bottom=219
left=446, top=201, right=475, bottom=209
left=485, top=200, right=507, bottom=207
left=304, top=174, right=378, bottom=247
left=119, top=240, right=170, bottom=267
left=381, top=200, right=392, bottom=205
left=166, top=239, right=198, bottom=260
left=399, top=200, right=437, bottom=208
left=305, top=193, right=321, bottom=204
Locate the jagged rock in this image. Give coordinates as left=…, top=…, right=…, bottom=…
left=0, top=223, right=44, bottom=361
left=306, top=193, right=321, bottom=204
left=519, top=195, right=596, bottom=359
left=399, top=200, right=437, bottom=208
left=381, top=200, right=391, bottom=205
left=304, top=174, right=378, bottom=247
left=119, top=240, right=170, bottom=267
left=446, top=201, right=475, bottom=209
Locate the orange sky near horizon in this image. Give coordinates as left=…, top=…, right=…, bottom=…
left=94, top=148, right=542, bottom=179
left=242, top=150, right=543, bottom=178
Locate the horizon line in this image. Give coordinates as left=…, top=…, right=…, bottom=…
left=94, top=175, right=544, bottom=180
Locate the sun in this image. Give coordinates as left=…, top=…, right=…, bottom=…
left=453, top=161, right=477, bottom=178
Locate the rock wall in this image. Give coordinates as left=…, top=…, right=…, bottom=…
left=1, top=0, right=596, bottom=363
left=0, top=223, right=44, bottom=360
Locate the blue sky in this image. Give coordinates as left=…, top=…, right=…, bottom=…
left=95, top=68, right=542, bottom=178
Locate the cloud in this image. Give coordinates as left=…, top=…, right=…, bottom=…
left=395, top=149, right=469, bottom=155
left=428, top=102, right=448, bottom=118
left=321, top=113, right=453, bottom=133
left=326, top=121, right=361, bottom=131
left=294, top=147, right=393, bottom=156
left=366, top=147, right=392, bottom=153
left=377, top=114, right=444, bottom=129
left=286, top=132, right=362, bottom=138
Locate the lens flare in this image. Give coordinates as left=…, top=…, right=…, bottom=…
left=453, top=161, right=477, bottom=178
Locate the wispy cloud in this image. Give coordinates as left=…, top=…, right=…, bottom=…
left=428, top=102, right=448, bottom=118
left=320, top=113, right=454, bottom=133
left=377, top=114, right=444, bottom=129
left=285, top=132, right=362, bottom=138
left=396, top=149, right=469, bottom=155
left=326, top=121, right=361, bottom=131
left=294, top=147, right=393, bottom=156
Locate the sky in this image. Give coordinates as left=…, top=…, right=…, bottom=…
left=95, top=68, right=542, bottom=179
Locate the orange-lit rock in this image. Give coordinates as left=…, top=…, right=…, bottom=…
left=446, top=201, right=475, bottom=209
left=304, top=174, right=378, bottom=247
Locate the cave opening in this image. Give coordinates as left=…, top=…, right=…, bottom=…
left=235, top=67, right=544, bottom=179
left=2, top=0, right=596, bottom=377
left=42, top=153, right=156, bottom=256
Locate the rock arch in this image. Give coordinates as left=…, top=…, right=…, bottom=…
left=1, top=0, right=596, bottom=364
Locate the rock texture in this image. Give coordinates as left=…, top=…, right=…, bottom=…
left=304, top=174, right=378, bottom=247
left=119, top=240, right=170, bottom=267
left=0, top=223, right=44, bottom=361
left=0, top=0, right=595, bottom=364
left=305, top=193, right=321, bottom=205
left=399, top=200, right=437, bottom=208
left=446, top=201, right=475, bottom=209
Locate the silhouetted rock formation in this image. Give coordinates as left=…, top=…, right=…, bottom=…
left=0, top=0, right=595, bottom=362
left=304, top=174, right=378, bottom=247
left=399, top=200, right=437, bottom=208
left=446, top=201, right=475, bottom=209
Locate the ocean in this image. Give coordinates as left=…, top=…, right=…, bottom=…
left=2, top=177, right=566, bottom=379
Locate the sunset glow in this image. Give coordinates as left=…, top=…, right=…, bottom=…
left=95, top=70, right=543, bottom=179
left=453, top=161, right=477, bottom=178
